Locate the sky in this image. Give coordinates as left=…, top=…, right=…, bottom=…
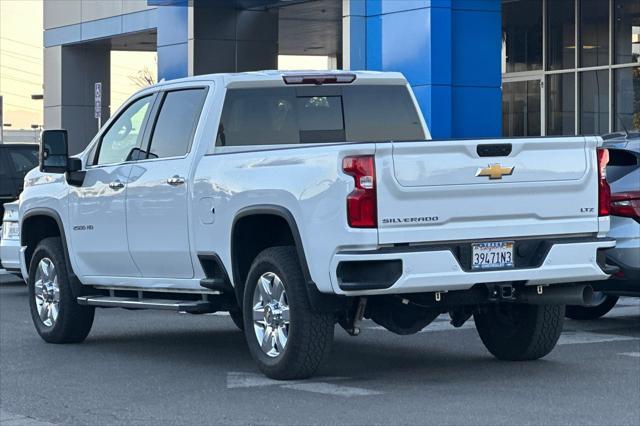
left=0, top=0, right=329, bottom=130
left=0, top=0, right=157, bottom=130
left=0, top=0, right=43, bottom=130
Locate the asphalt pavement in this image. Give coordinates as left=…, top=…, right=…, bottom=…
left=1, top=270, right=639, bottom=425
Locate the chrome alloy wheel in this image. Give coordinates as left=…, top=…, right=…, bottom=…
left=252, top=272, right=290, bottom=358
left=33, top=258, right=60, bottom=327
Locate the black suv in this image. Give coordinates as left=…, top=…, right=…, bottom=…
left=0, top=143, right=39, bottom=220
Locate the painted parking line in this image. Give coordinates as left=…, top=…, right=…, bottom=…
left=619, top=352, right=640, bottom=358
left=227, top=372, right=380, bottom=397
left=282, top=382, right=383, bottom=397
left=0, top=410, right=55, bottom=426
left=366, top=316, right=476, bottom=333
left=227, top=371, right=310, bottom=389
left=365, top=313, right=639, bottom=347
left=557, top=332, right=638, bottom=345
left=368, top=322, right=639, bottom=346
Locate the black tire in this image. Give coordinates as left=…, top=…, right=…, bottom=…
left=28, top=237, right=95, bottom=343
left=243, top=246, right=334, bottom=380
left=566, top=294, right=618, bottom=320
left=229, top=309, right=244, bottom=331
left=474, top=303, right=564, bottom=361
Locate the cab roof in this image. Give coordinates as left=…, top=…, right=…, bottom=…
left=153, top=70, right=408, bottom=89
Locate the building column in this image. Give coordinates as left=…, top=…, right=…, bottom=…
left=189, top=0, right=278, bottom=75
left=44, top=45, right=110, bottom=154
left=157, top=4, right=189, bottom=81
left=344, top=0, right=502, bottom=139
left=156, top=0, right=278, bottom=80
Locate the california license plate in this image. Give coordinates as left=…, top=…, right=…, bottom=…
left=472, top=241, right=514, bottom=270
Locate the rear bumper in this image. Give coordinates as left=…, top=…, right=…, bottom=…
left=330, top=237, right=615, bottom=296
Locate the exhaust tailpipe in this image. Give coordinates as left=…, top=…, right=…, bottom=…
left=516, top=285, right=593, bottom=306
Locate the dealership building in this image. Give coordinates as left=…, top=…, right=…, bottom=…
left=42, top=0, right=639, bottom=153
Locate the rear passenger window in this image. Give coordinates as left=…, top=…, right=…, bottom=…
left=147, top=89, right=207, bottom=159
left=216, top=85, right=424, bottom=147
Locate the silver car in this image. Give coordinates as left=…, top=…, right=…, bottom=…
left=1, top=201, right=23, bottom=279
left=566, top=132, right=640, bottom=319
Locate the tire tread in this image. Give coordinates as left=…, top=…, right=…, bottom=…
left=475, top=303, right=564, bottom=361
left=28, top=237, right=94, bottom=344
left=243, top=246, right=334, bottom=380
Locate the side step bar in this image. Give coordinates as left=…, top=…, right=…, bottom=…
left=77, top=296, right=213, bottom=313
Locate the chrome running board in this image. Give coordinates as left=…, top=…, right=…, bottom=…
left=77, top=296, right=213, bottom=313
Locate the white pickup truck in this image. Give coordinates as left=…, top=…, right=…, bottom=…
left=17, top=71, right=615, bottom=379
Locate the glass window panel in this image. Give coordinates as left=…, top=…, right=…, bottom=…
left=614, top=0, right=640, bottom=64
left=96, top=96, right=152, bottom=165
left=502, top=80, right=541, bottom=137
left=547, top=0, right=575, bottom=70
left=0, top=153, right=15, bottom=197
left=547, top=73, right=576, bottom=135
left=147, top=89, right=207, bottom=159
left=502, top=0, right=543, bottom=73
left=217, top=86, right=425, bottom=146
left=580, top=0, right=610, bottom=67
left=580, top=70, right=609, bottom=135
left=614, top=67, right=640, bottom=131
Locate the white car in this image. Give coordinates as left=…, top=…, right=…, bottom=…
left=1, top=201, right=22, bottom=278
left=16, top=71, right=615, bottom=379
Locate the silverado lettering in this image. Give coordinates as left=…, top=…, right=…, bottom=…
left=382, top=217, right=439, bottom=224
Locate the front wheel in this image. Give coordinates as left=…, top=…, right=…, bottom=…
left=28, top=237, right=95, bottom=343
left=243, top=246, right=334, bottom=380
left=474, top=303, right=564, bottom=361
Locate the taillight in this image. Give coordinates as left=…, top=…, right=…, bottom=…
left=597, top=148, right=611, bottom=216
left=610, top=191, right=640, bottom=221
left=343, top=156, right=377, bottom=228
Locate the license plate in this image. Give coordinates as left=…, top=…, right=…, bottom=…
left=472, top=241, right=514, bottom=270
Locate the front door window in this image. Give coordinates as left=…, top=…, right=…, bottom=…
left=95, top=96, right=153, bottom=165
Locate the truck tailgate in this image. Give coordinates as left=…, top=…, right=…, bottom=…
left=375, top=137, right=600, bottom=245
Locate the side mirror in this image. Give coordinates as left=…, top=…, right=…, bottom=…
left=40, top=129, right=69, bottom=173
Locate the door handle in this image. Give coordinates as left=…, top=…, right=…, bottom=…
left=109, top=180, right=125, bottom=190
left=167, top=175, right=186, bottom=186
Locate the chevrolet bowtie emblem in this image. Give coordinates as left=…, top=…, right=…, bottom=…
left=476, top=163, right=514, bottom=180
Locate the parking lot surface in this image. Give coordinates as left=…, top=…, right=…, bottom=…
left=1, top=271, right=639, bottom=425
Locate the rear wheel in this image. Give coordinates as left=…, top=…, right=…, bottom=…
left=566, top=293, right=618, bottom=320
left=243, top=246, right=334, bottom=380
left=474, top=303, right=564, bottom=361
left=28, top=237, right=95, bottom=343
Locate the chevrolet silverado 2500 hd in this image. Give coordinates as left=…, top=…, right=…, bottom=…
left=18, top=71, right=615, bottom=379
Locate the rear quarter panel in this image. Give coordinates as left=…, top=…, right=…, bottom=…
left=192, top=144, right=379, bottom=293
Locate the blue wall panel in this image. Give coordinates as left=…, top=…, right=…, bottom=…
left=122, top=8, right=158, bottom=34
left=452, top=86, right=502, bottom=138
left=157, top=43, right=188, bottom=81
left=350, top=0, right=502, bottom=139
left=451, top=7, right=501, bottom=87
left=157, top=5, right=189, bottom=80
left=378, top=8, right=431, bottom=86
